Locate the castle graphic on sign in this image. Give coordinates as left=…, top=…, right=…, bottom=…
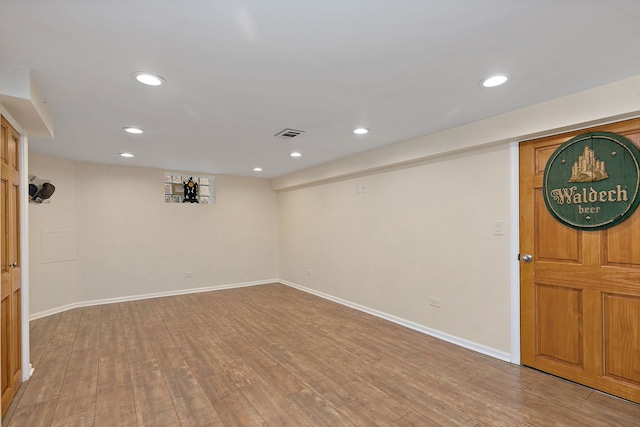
left=569, top=146, right=608, bottom=183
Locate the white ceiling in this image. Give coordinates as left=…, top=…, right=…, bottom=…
left=2, top=0, right=640, bottom=178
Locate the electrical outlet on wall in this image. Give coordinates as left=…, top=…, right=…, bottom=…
left=429, top=297, right=441, bottom=308
left=185, top=271, right=194, bottom=278
left=356, top=184, right=367, bottom=194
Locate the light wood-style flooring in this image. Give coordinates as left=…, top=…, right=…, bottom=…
left=4, top=283, right=640, bottom=426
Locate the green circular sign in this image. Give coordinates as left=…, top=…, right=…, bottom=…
left=543, top=131, right=640, bottom=231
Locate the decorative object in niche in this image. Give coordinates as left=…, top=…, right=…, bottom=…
left=183, top=177, right=199, bottom=203
left=29, top=175, right=56, bottom=204
left=164, top=172, right=214, bottom=204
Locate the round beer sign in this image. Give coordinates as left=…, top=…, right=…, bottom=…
left=543, top=131, right=640, bottom=230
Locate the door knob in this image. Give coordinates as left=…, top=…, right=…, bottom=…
left=520, top=254, right=533, bottom=263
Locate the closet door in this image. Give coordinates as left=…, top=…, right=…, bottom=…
left=1, top=116, right=22, bottom=416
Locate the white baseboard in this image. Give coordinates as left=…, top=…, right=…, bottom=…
left=279, top=280, right=511, bottom=363
left=29, top=279, right=278, bottom=321
left=29, top=278, right=511, bottom=363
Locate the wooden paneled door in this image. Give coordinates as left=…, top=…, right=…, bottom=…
left=1, top=116, right=21, bottom=416
left=520, top=118, right=640, bottom=404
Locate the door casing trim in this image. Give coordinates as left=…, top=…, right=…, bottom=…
left=509, top=141, right=521, bottom=364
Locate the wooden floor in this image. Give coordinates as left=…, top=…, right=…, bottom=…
left=4, top=283, right=640, bottom=426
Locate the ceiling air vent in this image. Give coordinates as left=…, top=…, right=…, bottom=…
left=275, top=128, right=305, bottom=139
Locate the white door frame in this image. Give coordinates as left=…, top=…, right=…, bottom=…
left=19, top=133, right=30, bottom=381
left=509, top=141, right=521, bottom=364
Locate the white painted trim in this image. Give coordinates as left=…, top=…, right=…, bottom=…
left=20, top=135, right=31, bottom=381
left=30, top=276, right=511, bottom=362
left=279, top=280, right=511, bottom=363
left=29, top=279, right=278, bottom=320
left=509, top=141, right=521, bottom=365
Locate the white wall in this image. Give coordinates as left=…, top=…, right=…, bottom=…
left=276, top=74, right=640, bottom=358
left=28, top=153, right=279, bottom=316
left=278, top=144, right=512, bottom=352
left=28, top=153, right=78, bottom=312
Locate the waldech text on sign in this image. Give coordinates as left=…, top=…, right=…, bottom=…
left=543, top=132, right=640, bottom=230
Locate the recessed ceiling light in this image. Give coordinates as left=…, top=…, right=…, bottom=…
left=290, top=152, right=302, bottom=158
left=123, top=127, right=144, bottom=134
left=481, top=74, right=509, bottom=88
left=133, top=72, right=165, bottom=86
left=119, top=152, right=135, bottom=158
left=253, top=167, right=263, bottom=172
left=353, top=128, right=369, bottom=135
